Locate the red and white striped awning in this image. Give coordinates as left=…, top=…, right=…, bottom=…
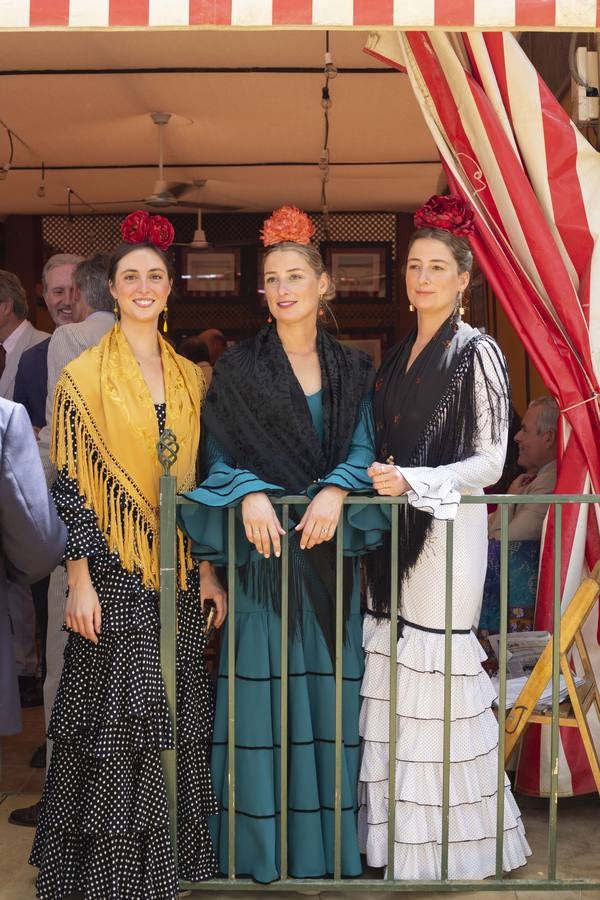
left=3, top=0, right=600, bottom=30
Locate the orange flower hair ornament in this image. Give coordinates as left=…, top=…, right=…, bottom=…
left=260, top=205, right=316, bottom=247
left=120, top=209, right=175, bottom=251
left=414, top=194, right=475, bottom=238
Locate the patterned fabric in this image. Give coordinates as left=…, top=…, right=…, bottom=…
left=477, top=539, right=539, bottom=672
left=31, top=403, right=218, bottom=899
left=358, top=339, right=531, bottom=880
left=50, top=327, right=203, bottom=590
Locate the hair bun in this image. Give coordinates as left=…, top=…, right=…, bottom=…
left=260, top=205, right=316, bottom=247
left=413, top=195, right=475, bottom=237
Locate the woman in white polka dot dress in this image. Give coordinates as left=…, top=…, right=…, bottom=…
left=30, top=212, right=226, bottom=899
left=358, top=195, right=531, bottom=880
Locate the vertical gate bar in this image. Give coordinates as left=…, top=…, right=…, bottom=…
left=547, top=503, right=562, bottom=881
left=441, top=519, right=454, bottom=882
left=280, top=505, right=289, bottom=881
left=386, top=504, right=399, bottom=881
left=159, top=473, right=178, bottom=866
left=334, top=511, right=345, bottom=881
left=495, top=503, right=508, bottom=878
left=227, top=506, right=236, bottom=880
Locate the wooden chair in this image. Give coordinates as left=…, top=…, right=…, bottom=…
left=503, top=561, right=600, bottom=795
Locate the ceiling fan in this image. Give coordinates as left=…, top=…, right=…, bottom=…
left=174, top=209, right=258, bottom=248
left=60, top=112, right=242, bottom=211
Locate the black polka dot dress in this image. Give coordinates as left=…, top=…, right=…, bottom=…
left=30, top=403, right=218, bottom=899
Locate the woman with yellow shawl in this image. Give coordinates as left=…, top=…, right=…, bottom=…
left=31, top=212, right=226, bottom=899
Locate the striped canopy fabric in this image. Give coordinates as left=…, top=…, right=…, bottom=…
left=2, top=0, right=600, bottom=28
left=365, top=29, right=600, bottom=797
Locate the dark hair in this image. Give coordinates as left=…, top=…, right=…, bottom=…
left=178, top=336, right=211, bottom=365
left=74, top=253, right=113, bottom=312
left=0, top=269, right=28, bottom=320
left=407, top=227, right=473, bottom=274
left=107, top=242, right=175, bottom=283
left=263, top=241, right=335, bottom=302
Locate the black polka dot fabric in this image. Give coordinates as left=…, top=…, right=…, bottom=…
left=30, top=403, right=218, bottom=898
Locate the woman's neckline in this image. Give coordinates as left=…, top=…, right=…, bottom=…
left=305, top=389, right=322, bottom=399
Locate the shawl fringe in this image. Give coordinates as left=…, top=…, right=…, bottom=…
left=52, top=376, right=194, bottom=591
left=366, top=335, right=510, bottom=618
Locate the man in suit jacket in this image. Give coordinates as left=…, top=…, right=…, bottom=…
left=0, top=270, right=48, bottom=403
left=7, top=254, right=116, bottom=828
left=13, top=254, right=83, bottom=428
left=0, top=398, right=66, bottom=741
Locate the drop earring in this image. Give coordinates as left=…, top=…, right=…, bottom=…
left=113, top=301, right=119, bottom=323
left=409, top=303, right=415, bottom=312
left=267, top=313, right=273, bottom=324
left=457, top=291, right=465, bottom=316
left=318, top=293, right=325, bottom=318
left=162, top=305, right=168, bottom=333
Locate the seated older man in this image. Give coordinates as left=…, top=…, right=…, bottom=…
left=488, top=395, right=558, bottom=541
left=479, top=396, right=559, bottom=669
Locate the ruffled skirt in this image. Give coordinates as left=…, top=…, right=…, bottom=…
left=209, top=572, right=364, bottom=884
left=30, top=568, right=218, bottom=899
left=358, top=615, right=531, bottom=880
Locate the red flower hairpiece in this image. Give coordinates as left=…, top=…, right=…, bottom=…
left=120, top=209, right=175, bottom=252
left=414, top=195, right=475, bottom=238
left=260, top=205, right=316, bottom=247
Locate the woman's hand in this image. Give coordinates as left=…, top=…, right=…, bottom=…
left=241, top=492, right=286, bottom=559
left=295, top=485, right=346, bottom=550
left=65, top=558, right=101, bottom=644
left=368, top=462, right=410, bottom=497
left=199, top=561, right=228, bottom=628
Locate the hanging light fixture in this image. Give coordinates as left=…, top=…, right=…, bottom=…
left=318, top=32, right=336, bottom=240
left=37, top=161, right=46, bottom=198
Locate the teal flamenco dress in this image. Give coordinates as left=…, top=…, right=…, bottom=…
left=179, top=393, right=383, bottom=883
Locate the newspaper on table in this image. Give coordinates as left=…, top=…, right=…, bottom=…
left=488, top=631, right=585, bottom=711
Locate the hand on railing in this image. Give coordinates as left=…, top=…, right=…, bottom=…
left=199, top=561, right=227, bottom=628
left=295, top=485, right=346, bottom=550
left=241, top=491, right=286, bottom=558
left=368, top=461, right=410, bottom=497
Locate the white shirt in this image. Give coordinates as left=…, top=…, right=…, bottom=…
left=1, top=319, right=28, bottom=355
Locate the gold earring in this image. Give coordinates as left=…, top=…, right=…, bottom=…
left=409, top=303, right=415, bottom=312
left=267, top=313, right=273, bottom=324
left=318, top=293, right=325, bottom=318
left=113, top=301, right=119, bottom=323
left=162, top=305, right=168, bottom=333
left=457, top=292, right=465, bottom=316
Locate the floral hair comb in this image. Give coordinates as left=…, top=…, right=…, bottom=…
left=414, top=195, right=475, bottom=237
left=120, top=210, right=175, bottom=251
left=260, top=205, right=316, bottom=247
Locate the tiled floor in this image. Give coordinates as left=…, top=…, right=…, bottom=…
left=2, top=706, right=599, bottom=900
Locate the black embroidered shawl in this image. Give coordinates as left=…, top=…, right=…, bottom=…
left=366, top=315, right=510, bottom=617
left=202, top=323, right=374, bottom=657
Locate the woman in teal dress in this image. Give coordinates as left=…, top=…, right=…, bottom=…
left=179, top=206, right=381, bottom=883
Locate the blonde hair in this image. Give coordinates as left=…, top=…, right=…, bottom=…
left=263, top=241, right=335, bottom=302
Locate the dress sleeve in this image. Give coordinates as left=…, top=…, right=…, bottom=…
left=50, top=400, right=108, bottom=561
left=397, top=340, right=509, bottom=521
left=306, top=399, right=375, bottom=496
left=178, top=429, right=285, bottom=564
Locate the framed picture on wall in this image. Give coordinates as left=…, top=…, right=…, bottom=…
left=337, top=328, right=395, bottom=368
left=322, top=241, right=392, bottom=302
left=181, top=248, right=241, bottom=297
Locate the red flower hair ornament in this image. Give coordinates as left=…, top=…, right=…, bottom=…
left=120, top=209, right=175, bottom=252
left=260, top=205, right=316, bottom=247
left=414, top=194, right=475, bottom=238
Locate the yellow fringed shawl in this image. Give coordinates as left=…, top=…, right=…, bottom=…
left=51, top=326, right=203, bottom=590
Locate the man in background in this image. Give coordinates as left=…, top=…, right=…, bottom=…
left=489, top=396, right=559, bottom=541
left=0, top=270, right=48, bottom=402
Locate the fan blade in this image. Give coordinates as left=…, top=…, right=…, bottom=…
left=175, top=200, right=242, bottom=210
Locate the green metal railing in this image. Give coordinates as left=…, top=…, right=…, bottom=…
left=158, top=458, right=600, bottom=893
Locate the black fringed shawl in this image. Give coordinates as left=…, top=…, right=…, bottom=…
left=366, top=314, right=510, bottom=617
left=202, top=323, right=374, bottom=657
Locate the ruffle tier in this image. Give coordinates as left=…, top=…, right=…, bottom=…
left=32, top=577, right=218, bottom=898
left=358, top=616, right=531, bottom=880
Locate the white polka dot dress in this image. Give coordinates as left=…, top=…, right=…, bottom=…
left=358, top=342, right=531, bottom=880
left=30, top=403, right=218, bottom=899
